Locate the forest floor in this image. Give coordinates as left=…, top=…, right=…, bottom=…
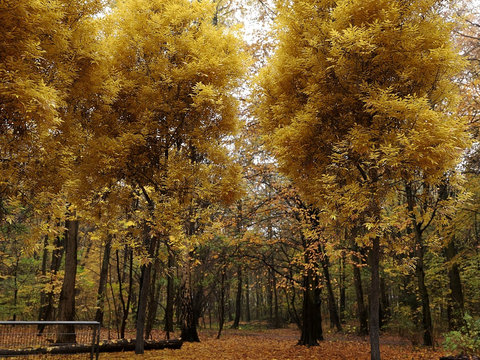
left=99, top=324, right=453, bottom=360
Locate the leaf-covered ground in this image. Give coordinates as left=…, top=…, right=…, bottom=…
left=100, top=328, right=451, bottom=360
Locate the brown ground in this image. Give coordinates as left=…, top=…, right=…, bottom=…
left=98, top=326, right=452, bottom=360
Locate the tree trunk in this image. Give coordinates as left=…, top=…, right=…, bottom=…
left=284, top=273, right=301, bottom=329
left=255, top=279, right=261, bottom=321
left=406, top=183, right=433, bottom=347
left=352, top=249, right=368, bottom=336
left=56, top=219, right=79, bottom=344
left=320, top=245, right=342, bottom=332
left=231, top=266, right=242, bottom=329
left=95, top=235, right=112, bottom=325
left=145, top=254, right=161, bottom=339
left=298, top=267, right=323, bottom=346
left=164, top=249, right=175, bottom=337
left=245, top=275, right=251, bottom=323
left=369, top=236, right=381, bottom=360
left=415, top=241, right=433, bottom=346
left=380, top=276, right=391, bottom=328
left=267, top=268, right=273, bottom=323
left=445, top=237, right=464, bottom=331
left=217, top=267, right=226, bottom=339
left=38, top=233, right=65, bottom=334
left=272, top=271, right=280, bottom=328
left=340, top=253, right=346, bottom=324
left=135, top=234, right=158, bottom=354
left=117, top=247, right=133, bottom=339
left=38, top=235, right=49, bottom=322
left=180, top=267, right=200, bottom=342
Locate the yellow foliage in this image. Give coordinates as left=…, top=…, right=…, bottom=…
left=255, top=0, right=469, bottom=242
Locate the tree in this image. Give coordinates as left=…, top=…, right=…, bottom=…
left=255, top=0, right=468, bottom=358
left=101, top=0, right=248, bottom=352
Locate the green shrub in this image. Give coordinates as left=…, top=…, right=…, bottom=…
left=443, top=314, right=480, bottom=355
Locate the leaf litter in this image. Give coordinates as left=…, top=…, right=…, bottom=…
left=99, top=328, right=450, bottom=360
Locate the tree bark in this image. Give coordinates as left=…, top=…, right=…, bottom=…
left=180, top=266, right=200, bottom=342
left=95, top=235, right=112, bottom=325
left=38, top=235, right=49, bottom=322
left=415, top=240, right=433, bottom=346
left=117, top=246, right=133, bottom=339
left=164, top=249, right=175, bottom=337
left=369, top=236, right=381, bottom=360
left=353, top=263, right=368, bottom=335
left=245, top=275, right=251, bottom=323
left=340, top=253, right=346, bottom=324
left=267, top=268, right=273, bottom=324
left=380, top=276, right=391, bottom=328
left=272, top=270, right=280, bottom=328
left=405, top=184, right=433, bottom=346
left=217, top=267, right=226, bottom=339
left=38, top=232, right=65, bottom=334
left=406, top=184, right=433, bottom=347
left=320, top=245, right=342, bottom=332
left=352, top=246, right=368, bottom=336
left=146, top=253, right=161, bottom=339
left=135, top=234, right=158, bottom=354
left=298, top=267, right=323, bottom=346
left=284, top=273, right=302, bottom=329
left=56, top=219, right=79, bottom=344
left=446, top=237, right=464, bottom=331
left=231, top=266, right=242, bottom=329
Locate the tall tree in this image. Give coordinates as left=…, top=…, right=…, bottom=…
left=255, top=0, right=468, bottom=358
left=102, top=0, right=248, bottom=352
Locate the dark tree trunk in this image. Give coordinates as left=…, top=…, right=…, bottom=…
left=164, top=250, right=175, bottom=338
left=95, top=235, right=112, bottom=325
left=135, top=262, right=151, bottom=353
left=380, top=276, right=391, bottom=328
left=180, top=270, right=200, bottom=342
left=38, top=235, right=49, bottom=322
left=117, top=247, right=133, bottom=339
left=415, top=242, right=433, bottom=346
left=217, top=268, right=226, bottom=339
left=369, top=236, right=381, bottom=360
left=445, top=237, right=464, bottom=331
left=255, top=279, right=262, bottom=320
left=231, top=266, right=242, bottom=329
left=298, top=267, right=323, bottom=346
left=38, top=233, right=65, bottom=334
left=284, top=274, right=301, bottom=329
left=145, top=254, right=161, bottom=339
left=245, top=275, right=251, bottom=323
left=406, top=184, right=433, bottom=347
left=320, top=245, right=342, bottom=332
left=135, top=234, right=158, bottom=354
left=272, top=271, right=280, bottom=328
left=267, top=268, right=273, bottom=323
left=180, top=202, right=200, bottom=342
left=192, top=285, right=204, bottom=328
left=340, top=253, right=346, bottom=324
left=352, top=250, right=368, bottom=336
left=349, top=226, right=369, bottom=336
left=56, top=219, right=79, bottom=344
